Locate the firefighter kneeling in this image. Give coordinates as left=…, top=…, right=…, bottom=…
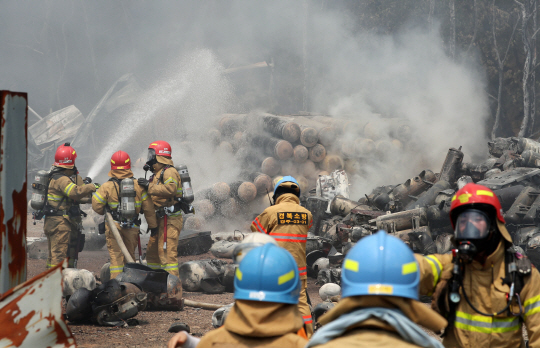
left=92, top=151, right=157, bottom=278
left=417, top=183, right=540, bottom=347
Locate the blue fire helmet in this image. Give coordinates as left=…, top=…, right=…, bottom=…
left=341, top=230, right=420, bottom=300
left=234, top=243, right=301, bottom=304
left=274, top=175, right=301, bottom=196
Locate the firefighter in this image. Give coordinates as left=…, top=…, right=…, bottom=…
left=170, top=243, right=307, bottom=348
left=137, top=140, right=183, bottom=277
left=250, top=175, right=314, bottom=337
left=416, top=183, right=540, bottom=347
left=44, top=143, right=97, bottom=268
left=91, top=150, right=158, bottom=278
left=307, top=231, right=446, bottom=348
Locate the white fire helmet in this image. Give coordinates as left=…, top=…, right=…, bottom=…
left=232, top=233, right=278, bottom=264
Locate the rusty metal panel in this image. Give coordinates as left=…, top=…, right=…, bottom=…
left=0, top=90, right=28, bottom=295
left=0, top=260, right=76, bottom=347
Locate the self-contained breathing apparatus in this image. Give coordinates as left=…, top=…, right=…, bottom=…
left=31, top=169, right=52, bottom=222
left=31, top=167, right=88, bottom=223
left=144, top=163, right=195, bottom=217
left=438, top=209, right=531, bottom=332
left=108, top=177, right=140, bottom=228
left=31, top=166, right=89, bottom=267
left=441, top=242, right=531, bottom=333
left=436, top=182, right=533, bottom=334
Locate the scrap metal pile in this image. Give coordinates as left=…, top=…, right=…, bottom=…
left=306, top=136, right=540, bottom=286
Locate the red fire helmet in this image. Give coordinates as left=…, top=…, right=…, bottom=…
left=54, top=143, right=77, bottom=167
left=148, top=140, right=172, bottom=158
left=449, top=182, right=505, bottom=228
left=110, top=150, right=131, bottom=170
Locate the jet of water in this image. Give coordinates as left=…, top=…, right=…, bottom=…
left=86, top=49, right=232, bottom=179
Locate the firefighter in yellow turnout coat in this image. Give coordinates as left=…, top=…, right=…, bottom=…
left=138, top=141, right=183, bottom=277
left=416, top=183, right=540, bottom=347
left=92, top=151, right=158, bottom=278
left=44, top=143, right=97, bottom=268
left=251, top=176, right=314, bottom=337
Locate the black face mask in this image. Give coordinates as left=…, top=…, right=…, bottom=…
left=144, top=149, right=157, bottom=172
left=456, top=230, right=501, bottom=263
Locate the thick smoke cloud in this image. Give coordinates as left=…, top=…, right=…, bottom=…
left=306, top=12, right=489, bottom=195
left=2, top=1, right=489, bottom=219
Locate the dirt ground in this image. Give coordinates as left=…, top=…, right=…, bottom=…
left=27, top=253, right=325, bottom=348
left=26, top=217, right=326, bottom=348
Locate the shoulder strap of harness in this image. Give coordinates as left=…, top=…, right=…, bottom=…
left=107, top=177, right=122, bottom=210
left=158, top=165, right=173, bottom=184
left=44, top=169, right=69, bottom=214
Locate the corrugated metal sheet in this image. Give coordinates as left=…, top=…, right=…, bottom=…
left=0, top=260, right=76, bottom=348
left=0, top=90, right=28, bottom=295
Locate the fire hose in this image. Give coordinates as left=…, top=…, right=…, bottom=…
left=105, top=211, right=135, bottom=263
left=105, top=211, right=226, bottom=310
left=183, top=300, right=227, bottom=310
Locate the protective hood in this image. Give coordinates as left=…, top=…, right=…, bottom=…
left=319, top=295, right=447, bottom=334
left=275, top=193, right=300, bottom=205
left=156, top=155, right=174, bottom=166
left=224, top=300, right=304, bottom=337
left=53, top=165, right=75, bottom=173
left=54, top=163, right=75, bottom=169
left=108, top=168, right=134, bottom=179
left=497, top=220, right=512, bottom=243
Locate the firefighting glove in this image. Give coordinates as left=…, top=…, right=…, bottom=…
left=83, top=177, right=92, bottom=184
left=149, top=227, right=159, bottom=237
left=138, top=178, right=150, bottom=190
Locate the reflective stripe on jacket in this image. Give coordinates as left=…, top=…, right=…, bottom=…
left=47, top=173, right=95, bottom=211
left=250, top=193, right=313, bottom=279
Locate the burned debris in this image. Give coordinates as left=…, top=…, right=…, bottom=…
left=65, top=262, right=184, bottom=327
left=305, top=136, right=540, bottom=288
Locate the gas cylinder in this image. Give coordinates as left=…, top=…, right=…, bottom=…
left=31, top=170, right=50, bottom=211
left=176, top=164, right=194, bottom=203
left=119, top=178, right=136, bottom=220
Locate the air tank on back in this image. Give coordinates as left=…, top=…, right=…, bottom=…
left=176, top=164, right=194, bottom=204
left=120, top=178, right=136, bottom=220
left=31, top=170, right=50, bottom=211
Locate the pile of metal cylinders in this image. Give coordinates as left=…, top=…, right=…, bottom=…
left=190, top=112, right=411, bottom=231
left=185, top=173, right=274, bottom=231
left=220, top=114, right=410, bottom=184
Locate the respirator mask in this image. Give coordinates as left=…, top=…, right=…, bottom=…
left=144, top=149, right=157, bottom=172
left=454, top=209, right=492, bottom=262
